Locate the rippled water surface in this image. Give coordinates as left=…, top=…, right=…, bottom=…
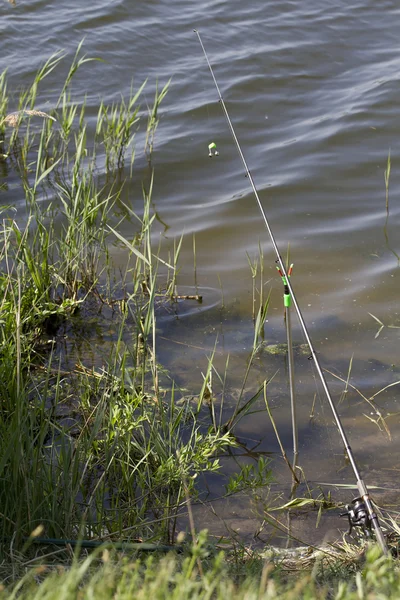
left=2, top=0, right=400, bottom=545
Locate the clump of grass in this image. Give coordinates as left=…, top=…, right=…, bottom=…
left=0, top=352, right=236, bottom=544
left=145, top=79, right=170, bottom=161
left=96, top=81, right=146, bottom=174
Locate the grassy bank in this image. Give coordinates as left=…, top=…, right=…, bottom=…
left=1, top=536, right=399, bottom=599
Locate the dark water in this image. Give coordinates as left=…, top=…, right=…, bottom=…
left=2, top=0, right=400, bottom=545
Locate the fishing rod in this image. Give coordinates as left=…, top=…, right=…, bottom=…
left=194, top=29, right=387, bottom=554
left=276, top=264, right=298, bottom=472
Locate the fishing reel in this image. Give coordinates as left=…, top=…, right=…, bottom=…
left=340, top=497, right=372, bottom=538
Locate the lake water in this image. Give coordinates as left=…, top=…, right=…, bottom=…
left=2, top=0, right=400, bottom=546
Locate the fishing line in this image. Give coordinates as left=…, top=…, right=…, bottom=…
left=194, top=29, right=387, bottom=554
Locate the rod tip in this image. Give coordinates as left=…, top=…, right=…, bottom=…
left=193, top=29, right=198, bottom=33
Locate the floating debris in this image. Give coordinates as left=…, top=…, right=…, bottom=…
left=173, top=294, right=202, bottom=302
left=261, top=342, right=310, bottom=356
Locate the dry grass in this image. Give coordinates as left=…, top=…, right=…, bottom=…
left=0, top=109, right=56, bottom=127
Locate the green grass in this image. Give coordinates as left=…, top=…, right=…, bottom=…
left=0, top=534, right=398, bottom=599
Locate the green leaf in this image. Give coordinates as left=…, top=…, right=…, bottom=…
left=107, top=226, right=150, bottom=265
